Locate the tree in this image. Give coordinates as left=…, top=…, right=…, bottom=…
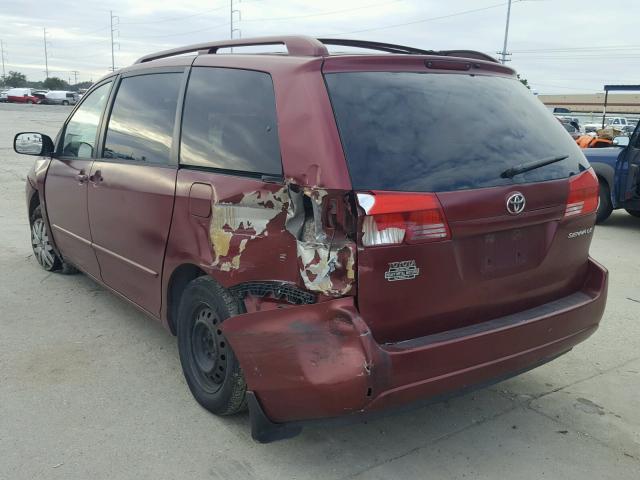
left=517, top=74, right=530, bottom=90
left=43, top=77, right=69, bottom=90
left=3, top=71, right=27, bottom=87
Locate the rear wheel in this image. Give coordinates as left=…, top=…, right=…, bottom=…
left=596, top=180, right=613, bottom=224
left=177, top=276, right=247, bottom=416
left=625, top=208, right=640, bottom=218
left=30, top=206, right=78, bottom=273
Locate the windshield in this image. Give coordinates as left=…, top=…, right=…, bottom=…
left=325, top=72, right=589, bottom=192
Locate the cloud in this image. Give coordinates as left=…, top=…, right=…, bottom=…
left=1, top=0, right=638, bottom=92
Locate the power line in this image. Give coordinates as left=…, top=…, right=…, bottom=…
left=326, top=1, right=515, bottom=36
left=119, top=4, right=228, bottom=25
left=243, top=0, right=403, bottom=23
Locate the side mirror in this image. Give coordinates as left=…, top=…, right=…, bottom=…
left=13, top=132, right=55, bottom=156
left=612, top=136, right=630, bottom=147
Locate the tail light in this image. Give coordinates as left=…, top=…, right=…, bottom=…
left=564, top=169, right=599, bottom=218
left=356, top=192, right=450, bottom=246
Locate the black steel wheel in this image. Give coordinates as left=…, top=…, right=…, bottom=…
left=177, top=276, right=247, bottom=415
left=190, top=305, right=229, bottom=393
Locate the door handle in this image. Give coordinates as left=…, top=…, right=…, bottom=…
left=89, top=170, right=103, bottom=185
left=75, top=172, right=88, bottom=183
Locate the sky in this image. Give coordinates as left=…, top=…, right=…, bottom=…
left=0, top=0, right=639, bottom=93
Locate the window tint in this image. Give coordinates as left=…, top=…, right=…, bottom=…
left=325, top=72, right=589, bottom=193
left=103, top=73, right=181, bottom=164
left=180, top=67, right=282, bottom=175
left=62, top=82, right=111, bottom=158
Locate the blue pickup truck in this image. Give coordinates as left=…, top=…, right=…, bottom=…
left=584, top=127, right=640, bottom=223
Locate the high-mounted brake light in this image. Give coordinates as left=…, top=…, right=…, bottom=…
left=564, top=169, right=599, bottom=218
left=357, top=192, right=451, bottom=246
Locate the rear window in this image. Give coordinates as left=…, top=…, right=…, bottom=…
left=325, top=72, right=589, bottom=192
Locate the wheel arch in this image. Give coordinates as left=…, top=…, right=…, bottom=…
left=590, top=161, right=616, bottom=207
left=166, top=263, right=208, bottom=335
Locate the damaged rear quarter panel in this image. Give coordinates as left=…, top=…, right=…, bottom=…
left=222, top=296, right=373, bottom=422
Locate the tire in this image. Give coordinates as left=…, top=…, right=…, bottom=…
left=596, top=180, right=613, bottom=224
left=62, top=100, right=69, bottom=106
left=26, top=100, right=33, bottom=104
left=177, top=276, right=247, bottom=416
left=625, top=209, right=640, bottom=218
left=30, top=205, right=78, bottom=274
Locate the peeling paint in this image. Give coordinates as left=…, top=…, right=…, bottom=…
left=210, top=187, right=287, bottom=271
left=285, top=186, right=356, bottom=296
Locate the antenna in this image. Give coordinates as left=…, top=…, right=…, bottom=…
left=110, top=10, right=120, bottom=71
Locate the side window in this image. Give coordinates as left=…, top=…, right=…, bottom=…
left=103, top=73, right=182, bottom=164
left=62, top=82, right=111, bottom=158
left=180, top=67, right=282, bottom=175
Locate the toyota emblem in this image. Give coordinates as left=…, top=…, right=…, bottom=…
left=506, top=192, right=526, bottom=215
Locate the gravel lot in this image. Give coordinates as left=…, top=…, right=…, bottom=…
left=1, top=102, right=639, bottom=479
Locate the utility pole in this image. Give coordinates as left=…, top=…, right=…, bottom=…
left=230, top=0, right=241, bottom=51
left=110, top=11, right=119, bottom=71
left=0, top=40, right=6, bottom=80
left=43, top=28, right=49, bottom=79
left=498, top=0, right=512, bottom=64
left=71, top=70, right=79, bottom=85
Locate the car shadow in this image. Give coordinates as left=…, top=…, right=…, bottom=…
left=599, top=211, right=640, bottom=231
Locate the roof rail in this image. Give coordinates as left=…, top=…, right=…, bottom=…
left=135, top=35, right=328, bottom=63
left=317, top=38, right=437, bottom=55
left=134, top=35, right=498, bottom=65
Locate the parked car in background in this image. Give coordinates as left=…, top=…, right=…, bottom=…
left=584, top=124, right=640, bottom=222
left=6, top=88, right=42, bottom=104
left=43, top=90, right=78, bottom=105
left=12, top=35, right=608, bottom=443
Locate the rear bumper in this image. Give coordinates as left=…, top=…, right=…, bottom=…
left=222, top=257, right=608, bottom=442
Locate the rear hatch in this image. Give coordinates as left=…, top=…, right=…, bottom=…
left=323, top=60, right=598, bottom=344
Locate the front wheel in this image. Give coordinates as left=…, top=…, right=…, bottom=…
left=625, top=208, right=640, bottom=218
left=30, top=206, right=78, bottom=274
left=26, top=100, right=33, bottom=104
left=62, top=100, right=69, bottom=105
left=177, top=276, right=247, bottom=416
left=596, top=180, right=613, bottom=224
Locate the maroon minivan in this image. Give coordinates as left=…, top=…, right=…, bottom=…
left=15, top=36, right=607, bottom=442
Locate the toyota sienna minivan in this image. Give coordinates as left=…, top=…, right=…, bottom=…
left=14, top=36, right=608, bottom=442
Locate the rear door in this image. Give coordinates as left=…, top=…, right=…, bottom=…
left=45, top=80, right=113, bottom=278
left=324, top=67, right=597, bottom=343
left=87, top=70, right=185, bottom=315
left=615, top=124, right=640, bottom=209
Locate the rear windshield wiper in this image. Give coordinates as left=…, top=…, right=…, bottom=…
left=500, top=154, right=569, bottom=179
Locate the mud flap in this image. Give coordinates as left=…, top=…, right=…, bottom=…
left=247, top=392, right=303, bottom=443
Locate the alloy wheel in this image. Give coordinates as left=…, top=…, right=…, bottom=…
left=31, top=218, right=55, bottom=270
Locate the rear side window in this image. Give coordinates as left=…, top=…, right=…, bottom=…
left=180, top=67, right=282, bottom=175
left=103, top=73, right=182, bottom=164
left=62, top=81, right=112, bottom=158
left=325, top=72, right=589, bottom=192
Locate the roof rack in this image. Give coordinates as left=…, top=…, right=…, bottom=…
left=134, top=35, right=498, bottom=64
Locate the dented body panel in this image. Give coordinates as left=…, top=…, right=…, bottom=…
left=224, top=258, right=606, bottom=423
